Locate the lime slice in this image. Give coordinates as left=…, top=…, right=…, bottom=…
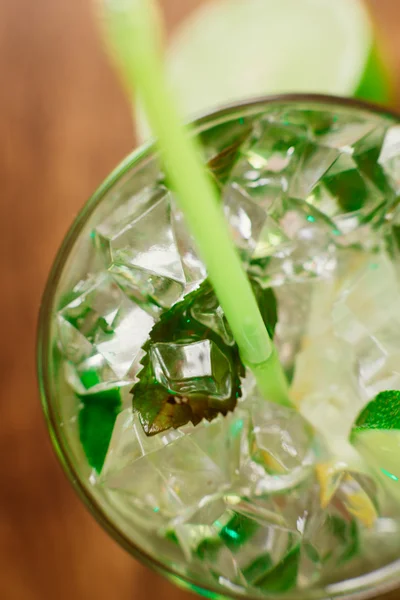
left=135, top=0, right=392, bottom=140
left=351, top=391, right=400, bottom=501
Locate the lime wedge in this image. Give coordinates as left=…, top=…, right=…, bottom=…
left=135, top=0, right=392, bottom=140
left=351, top=391, right=400, bottom=501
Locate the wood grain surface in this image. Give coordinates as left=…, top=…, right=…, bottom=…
left=0, top=1, right=399, bottom=599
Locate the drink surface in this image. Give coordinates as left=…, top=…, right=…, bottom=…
left=48, top=100, right=400, bottom=596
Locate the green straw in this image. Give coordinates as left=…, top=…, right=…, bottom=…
left=99, top=0, right=290, bottom=406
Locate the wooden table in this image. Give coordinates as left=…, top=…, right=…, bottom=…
left=1, top=1, right=399, bottom=598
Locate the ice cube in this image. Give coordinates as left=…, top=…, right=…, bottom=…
left=101, top=409, right=182, bottom=477
left=56, top=314, right=93, bottom=365
left=356, top=330, right=400, bottom=398
left=190, top=285, right=234, bottom=346
left=273, top=280, right=317, bottom=379
left=150, top=339, right=233, bottom=401
left=150, top=436, right=230, bottom=507
left=95, top=188, right=186, bottom=309
left=170, top=204, right=206, bottom=288
left=171, top=493, right=228, bottom=561
left=361, top=518, right=400, bottom=569
left=101, top=417, right=229, bottom=520
left=298, top=488, right=360, bottom=588
left=352, top=125, right=394, bottom=196
left=331, top=251, right=400, bottom=398
left=288, top=139, right=389, bottom=250
left=317, top=119, right=377, bottom=150
left=222, top=183, right=292, bottom=264
left=187, top=413, right=243, bottom=482
left=195, top=509, right=301, bottom=591
left=298, top=152, right=387, bottom=240
left=63, top=353, right=117, bottom=394
left=223, top=183, right=269, bottom=259
left=108, top=263, right=179, bottom=316
left=250, top=197, right=338, bottom=286
left=324, top=153, right=385, bottom=216
left=237, top=398, right=315, bottom=497
left=226, top=480, right=310, bottom=534
left=58, top=274, right=154, bottom=392
left=277, top=106, right=384, bottom=143
left=105, top=453, right=184, bottom=517
left=230, top=120, right=307, bottom=207
left=248, top=401, right=314, bottom=475
left=292, top=334, right=364, bottom=440
left=272, top=107, right=375, bottom=146
left=289, top=142, right=339, bottom=200
left=59, top=274, right=126, bottom=343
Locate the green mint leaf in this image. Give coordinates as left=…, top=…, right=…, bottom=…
left=350, top=390, right=400, bottom=441
left=78, top=387, right=122, bottom=473
left=131, top=281, right=242, bottom=435
left=131, top=278, right=277, bottom=436
left=201, top=117, right=252, bottom=177
left=251, top=278, right=278, bottom=339
left=207, top=128, right=251, bottom=185
left=338, top=520, right=359, bottom=565
left=219, top=512, right=259, bottom=551
left=257, top=545, right=300, bottom=592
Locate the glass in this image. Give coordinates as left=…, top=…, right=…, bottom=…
left=38, top=95, right=400, bottom=600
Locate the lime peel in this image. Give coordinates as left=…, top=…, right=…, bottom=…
left=351, top=390, right=400, bottom=438
left=350, top=391, right=400, bottom=504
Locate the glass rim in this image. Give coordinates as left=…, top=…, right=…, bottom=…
left=37, top=93, right=400, bottom=600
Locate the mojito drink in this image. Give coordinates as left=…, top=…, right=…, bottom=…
left=39, top=97, right=400, bottom=598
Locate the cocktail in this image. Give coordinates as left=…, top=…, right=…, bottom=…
left=38, top=94, right=400, bottom=599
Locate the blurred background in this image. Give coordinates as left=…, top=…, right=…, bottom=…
left=1, top=0, right=400, bottom=598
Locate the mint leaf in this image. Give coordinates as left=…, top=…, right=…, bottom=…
left=219, top=512, right=259, bottom=551
left=350, top=390, right=400, bottom=440
left=202, top=118, right=252, bottom=185
left=257, top=545, right=300, bottom=592
left=338, top=520, right=359, bottom=565
left=132, top=278, right=277, bottom=436
left=131, top=281, right=242, bottom=435
left=78, top=387, right=121, bottom=473
left=207, top=128, right=251, bottom=185
left=251, top=279, right=278, bottom=339
left=241, top=554, right=274, bottom=585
